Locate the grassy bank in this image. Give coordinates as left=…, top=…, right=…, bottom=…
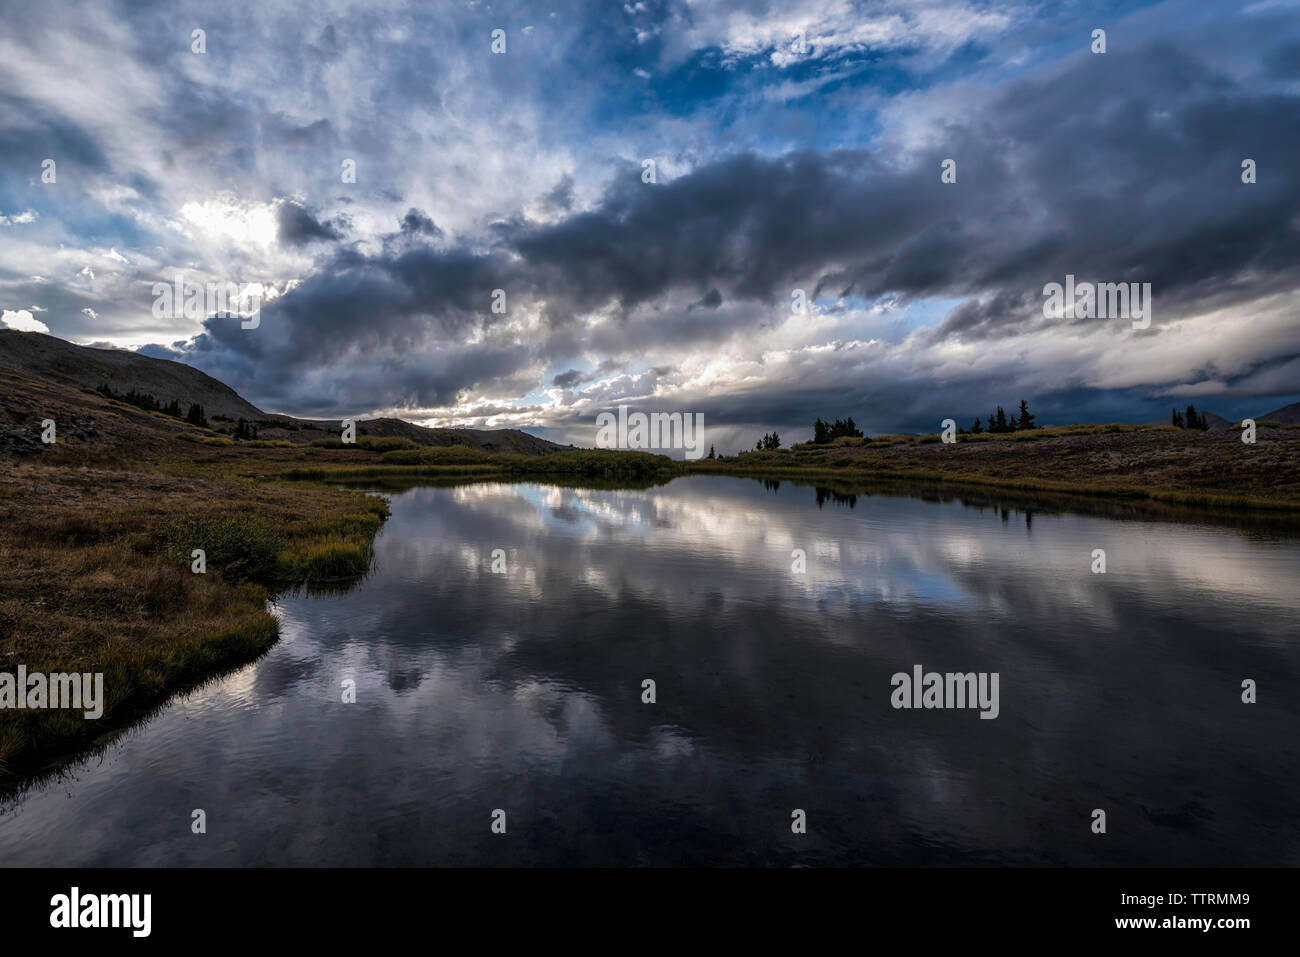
left=0, top=463, right=389, bottom=779
left=686, top=422, right=1300, bottom=511
left=684, top=461, right=1300, bottom=512
left=268, top=424, right=1300, bottom=512
left=279, top=446, right=678, bottom=483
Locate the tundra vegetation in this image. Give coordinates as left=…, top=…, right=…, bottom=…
left=3, top=371, right=1298, bottom=780
left=0, top=458, right=388, bottom=777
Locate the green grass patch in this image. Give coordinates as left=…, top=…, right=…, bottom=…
left=285, top=447, right=678, bottom=482
left=380, top=445, right=501, bottom=465
left=310, top=435, right=421, bottom=452
left=151, top=515, right=286, bottom=582
left=277, top=542, right=370, bottom=580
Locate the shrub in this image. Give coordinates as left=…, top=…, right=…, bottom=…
left=310, top=435, right=420, bottom=452
left=153, top=515, right=286, bottom=583
left=358, top=435, right=419, bottom=452
left=380, top=446, right=500, bottom=465
left=278, top=542, right=369, bottom=580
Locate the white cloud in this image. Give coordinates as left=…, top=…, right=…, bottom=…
left=0, top=209, right=37, bottom=225
left=1, top=309, right=50, bottom=333
left=671, top=0, right=1016, bottom=68
left=81, top=307, right=99, bottom=319
left=178, top=197, right=279, bottom=248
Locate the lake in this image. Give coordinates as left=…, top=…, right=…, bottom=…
left=2, top=476, right=1297, bottom=866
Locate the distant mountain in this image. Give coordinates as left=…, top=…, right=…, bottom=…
left=291, top=416, right=563, bottom=455
left=1202, top=410, right=1233, bottom=429
left=0, top=330, right=562, bottom=455
left=0, top=328, right=264, bottom=420
left=1259, top=401, right=1300, bottom=425
left=1146, top=408, right=1233, bottom=430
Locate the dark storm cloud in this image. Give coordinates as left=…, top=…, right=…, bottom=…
left=399, top=209, right=442, bottom=237
left=540, top=175, right=576, bottom=214
left=551, top=369, right=585, bottom=389
left=146, top=28, right=1300, bottom=420
left=689, top=289, right=723, bottom=311
left=934, top=290, right=1038, bottom=338
left=499, top=44, right=1300, bottom=331
left=0, top=94, right=110, bottom=178
left=276, top=199, right=343, bottom=245
left=263, top=115, right=334, bottom=151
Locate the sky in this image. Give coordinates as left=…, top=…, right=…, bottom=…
left=1, top=0, right=1298, bottom=451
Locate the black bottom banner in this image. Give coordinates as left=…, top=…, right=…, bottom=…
left=0, top=866, right=1282, bottom=944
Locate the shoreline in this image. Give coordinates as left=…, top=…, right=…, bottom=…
left=679, top=463, right=1300, bottom=514
left=0, top=458, right=390, bottom=782
left=3, top=423, right=1297, bottom=782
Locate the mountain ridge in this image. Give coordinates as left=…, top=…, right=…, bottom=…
left=0, top=330, right=563, bottom=455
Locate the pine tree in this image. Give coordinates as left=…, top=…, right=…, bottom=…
left=186, top=403, right=207, bottom=427
left=813, top=416, right=863, bottom=443
left=971, top=418, right=983, bottom=434
left=994, top=406, right=1007, bottom=433
left=707, top=445, right=716, bottom=459
left=1017, top=399, right=1035, bottom=431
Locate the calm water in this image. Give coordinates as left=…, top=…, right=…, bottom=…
left=2, top=476, right=1297, bottom=866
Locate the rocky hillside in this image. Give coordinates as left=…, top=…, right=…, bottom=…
left=0, top=330, right=563, bottom=457
left=265, top=416, right=563, bottom=455
left=0, top=329, right=264, bottom=421
left=1260, top=401, right=1300, bottom=425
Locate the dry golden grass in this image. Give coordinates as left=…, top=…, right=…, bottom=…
left=0, top=459, right=389, bottom=777
left=696, top=424, right=1300, bottom=508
